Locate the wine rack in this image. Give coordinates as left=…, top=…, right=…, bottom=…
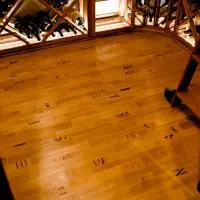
left=0, top=0, right=200, bottom=57
left=172, top=0, right=200, bottom=50
left=0, top=0, right=88, bottom=54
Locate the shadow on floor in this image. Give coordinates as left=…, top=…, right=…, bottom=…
left=0, top=159, right=15, bottom=200
left=179, top=104, right=200, bottom=129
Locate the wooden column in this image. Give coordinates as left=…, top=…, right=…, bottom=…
left=88, top=0, right=95, bottom=37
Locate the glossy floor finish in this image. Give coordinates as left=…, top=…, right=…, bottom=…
left=0, top=32, right=200, bottom=200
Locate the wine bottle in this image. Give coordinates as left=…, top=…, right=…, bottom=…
left=24, top=15, right=41, bottom=41
left=184, top=24, right=200, bottom=36
left=14, top=16, right=33, bottom=39
left=14, top=15, right=42, bottom=41
left=47, top=0, right=60, bottom=9
left=62, top=23, right=77, bottom=34
left=55, top=25, right=64, bottom=37
left=0, top=4, right=7, bottom=18
left=47, top=0, right=69, bottom=9
left=0, top=1, right=14, bottom=18
left=148, top=0, right=157, bottom=22
left=35, top=11, right=52, bottom=32
left=189, top=0, right=200, bottom=4
left=62, top=6, right=87, bottom=30
left=136, top=0, right=147, bottom=16
left=136, top=0, right=143, bottom=7
left=68, top=24, right=77, bottom=34
left=54, top=22, right=77, bottom=37
left=189, top=0, right=200, bottom=12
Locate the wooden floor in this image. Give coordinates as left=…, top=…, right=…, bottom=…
left=0, top=31, right=200, bottom=200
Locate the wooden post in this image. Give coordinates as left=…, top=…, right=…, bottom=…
left=154, top=0, right=160, bottom=27
left=88, top=0, right=95, bottom=37
left=165, top=0, right=173, bottom=29
left=177, top=55, right=198, bottom=92
left=131, top=0, right=136, bottom=28
left=174, top=0, right=182, bottom=35
left=182, top=0, right=198, bottom=44
left=143, top=0, right=149, bottom=26
left=195, top=38, right=200, bottom=54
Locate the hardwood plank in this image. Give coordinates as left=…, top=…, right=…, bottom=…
left=0, top=32, right=199, bottom=200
